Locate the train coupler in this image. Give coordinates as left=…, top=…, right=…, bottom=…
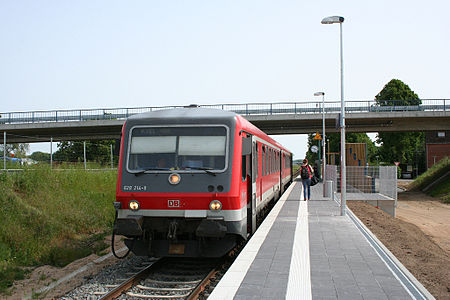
left=196, top=219, right=227, bottom=238
left=167, top=220, right=178, bottom=240
left=113, top=215, right=144, bottom=236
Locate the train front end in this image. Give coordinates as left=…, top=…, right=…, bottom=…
left=114, top=108, right=245, bottom=257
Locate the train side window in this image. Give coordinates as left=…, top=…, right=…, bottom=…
left=272, top=150, right=275, bottom=173
left=242, top=155, right=246, bottom=181
left=262, top=146, right=266, bottom=176
left=277, top=152, right=279, bottom=172
left=278, top=152, right=280, bottom=171
left=270, top=149, right=273, bottom=174
left=269, top=149, right=271, bottom=174
left=271, top=150, right=274, bottom=173
left=265, top=147, right=268, bottom=175
left=255, top=143, right=258, bottom=179
left=275, top=152, right=278, bottom=172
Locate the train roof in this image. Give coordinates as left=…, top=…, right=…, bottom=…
left=127, top=106, right=237, bottom=121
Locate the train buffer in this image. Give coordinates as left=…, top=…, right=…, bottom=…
left=209, top=180, right=434, bottom=300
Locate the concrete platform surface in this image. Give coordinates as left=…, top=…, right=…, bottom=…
left=208, top=179, right=431, bottom=300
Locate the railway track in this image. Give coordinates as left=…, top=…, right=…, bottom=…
left=62, top=185, right=279, bottom=299
left=89, top=257, right=220, bottom=299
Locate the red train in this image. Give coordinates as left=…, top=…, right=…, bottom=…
left=113, top=106, right=293, bottom=257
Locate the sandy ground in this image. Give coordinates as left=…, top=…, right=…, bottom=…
left=397, top=198, right=450, bottom=252
left=349, top=188, right=450, bottom=300
left=3, top=181, right=450, bottom=299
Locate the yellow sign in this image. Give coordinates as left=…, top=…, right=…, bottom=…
left=314, top=132, right=322, bottom=140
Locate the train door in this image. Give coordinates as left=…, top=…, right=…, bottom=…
left=244, top=136, right=257, bottom=236
left=251, top=138, right=258, bottom=234
left=242, top=134, right=256, bottom=236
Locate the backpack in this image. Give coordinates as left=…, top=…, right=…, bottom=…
left=300, top=165, right=310, bottom=179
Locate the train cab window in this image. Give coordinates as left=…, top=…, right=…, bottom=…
left=127, top=126, right=228, bottom=173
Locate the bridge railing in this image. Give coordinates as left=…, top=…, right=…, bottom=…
left=0, top=99, right=447, bottom=125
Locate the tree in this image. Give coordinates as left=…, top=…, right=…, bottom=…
left=30, top=151, right=51, bottom=162
left=0, top=143, right=30, bottom=158
left=374, top=79, right=425, bottom=169
left=375, top=79, right=421, bottom=106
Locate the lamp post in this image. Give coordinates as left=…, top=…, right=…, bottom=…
left=314, top=92, right=326, bottom=196
left=321, top=15, right=346, bottom=216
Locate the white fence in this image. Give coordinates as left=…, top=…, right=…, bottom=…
left=326, top=165, right=397, bottom=201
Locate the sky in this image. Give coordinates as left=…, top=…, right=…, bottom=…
left=1, top=1, right=449, bottom=159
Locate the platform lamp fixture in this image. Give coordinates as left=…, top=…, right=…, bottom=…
left=321, top=15, right=346, bottom=216
left=314, top=91, right=326, bottom=196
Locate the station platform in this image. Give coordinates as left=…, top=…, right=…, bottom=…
left=209, top=179, right=433, bottom=300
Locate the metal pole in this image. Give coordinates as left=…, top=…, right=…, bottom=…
left=83, top=141, right=87, bottom=170
left=318, top=137, right=321, bottom=177
left=322, top=94, right=327, bottom=196
left=110, top=144, right=113, bottom=169
left=50, top=137, right=53, bottom=169
left=339, top=22, right=346, bottom=216
left=3, top=132, right=6, bottom=170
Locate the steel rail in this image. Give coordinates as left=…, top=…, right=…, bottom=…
left=187, top=266, right=219, bottom=300
left=99, top=258, right=163, bottom=300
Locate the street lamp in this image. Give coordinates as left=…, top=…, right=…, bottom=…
left=314, top=91, right=326, bottom=196
left=321, top=15, right=346, bottom=216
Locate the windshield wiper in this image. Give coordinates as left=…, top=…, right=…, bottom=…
left=184, top=167, right=216, bottom=176
left=134, top=167, right=169, bottom=176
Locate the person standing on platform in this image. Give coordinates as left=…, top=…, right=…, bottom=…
left=300, top=158, right=314, bottom=200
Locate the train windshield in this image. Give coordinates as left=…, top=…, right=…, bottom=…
left=127, top=126, right=228, bottom=173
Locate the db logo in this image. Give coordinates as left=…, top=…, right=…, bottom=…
left=168, top=200, right=180, bottom=208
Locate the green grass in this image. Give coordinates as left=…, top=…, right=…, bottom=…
left=0, top=266, right=28, bottom=295
left=428, top=175, right=450, bottom=204
left=0, top=165, right=116, bottom=294
left=409, top=157, right=450, bottom=203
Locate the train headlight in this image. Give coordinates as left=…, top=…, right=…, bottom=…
left=169, top=173, right=181, bottom=185
left=209, top=200, right=222, bottom=211
left=128, top=200, right=140, bottom=211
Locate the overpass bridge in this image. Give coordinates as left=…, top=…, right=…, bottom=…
left=0, top=99, right=449, bottom=143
